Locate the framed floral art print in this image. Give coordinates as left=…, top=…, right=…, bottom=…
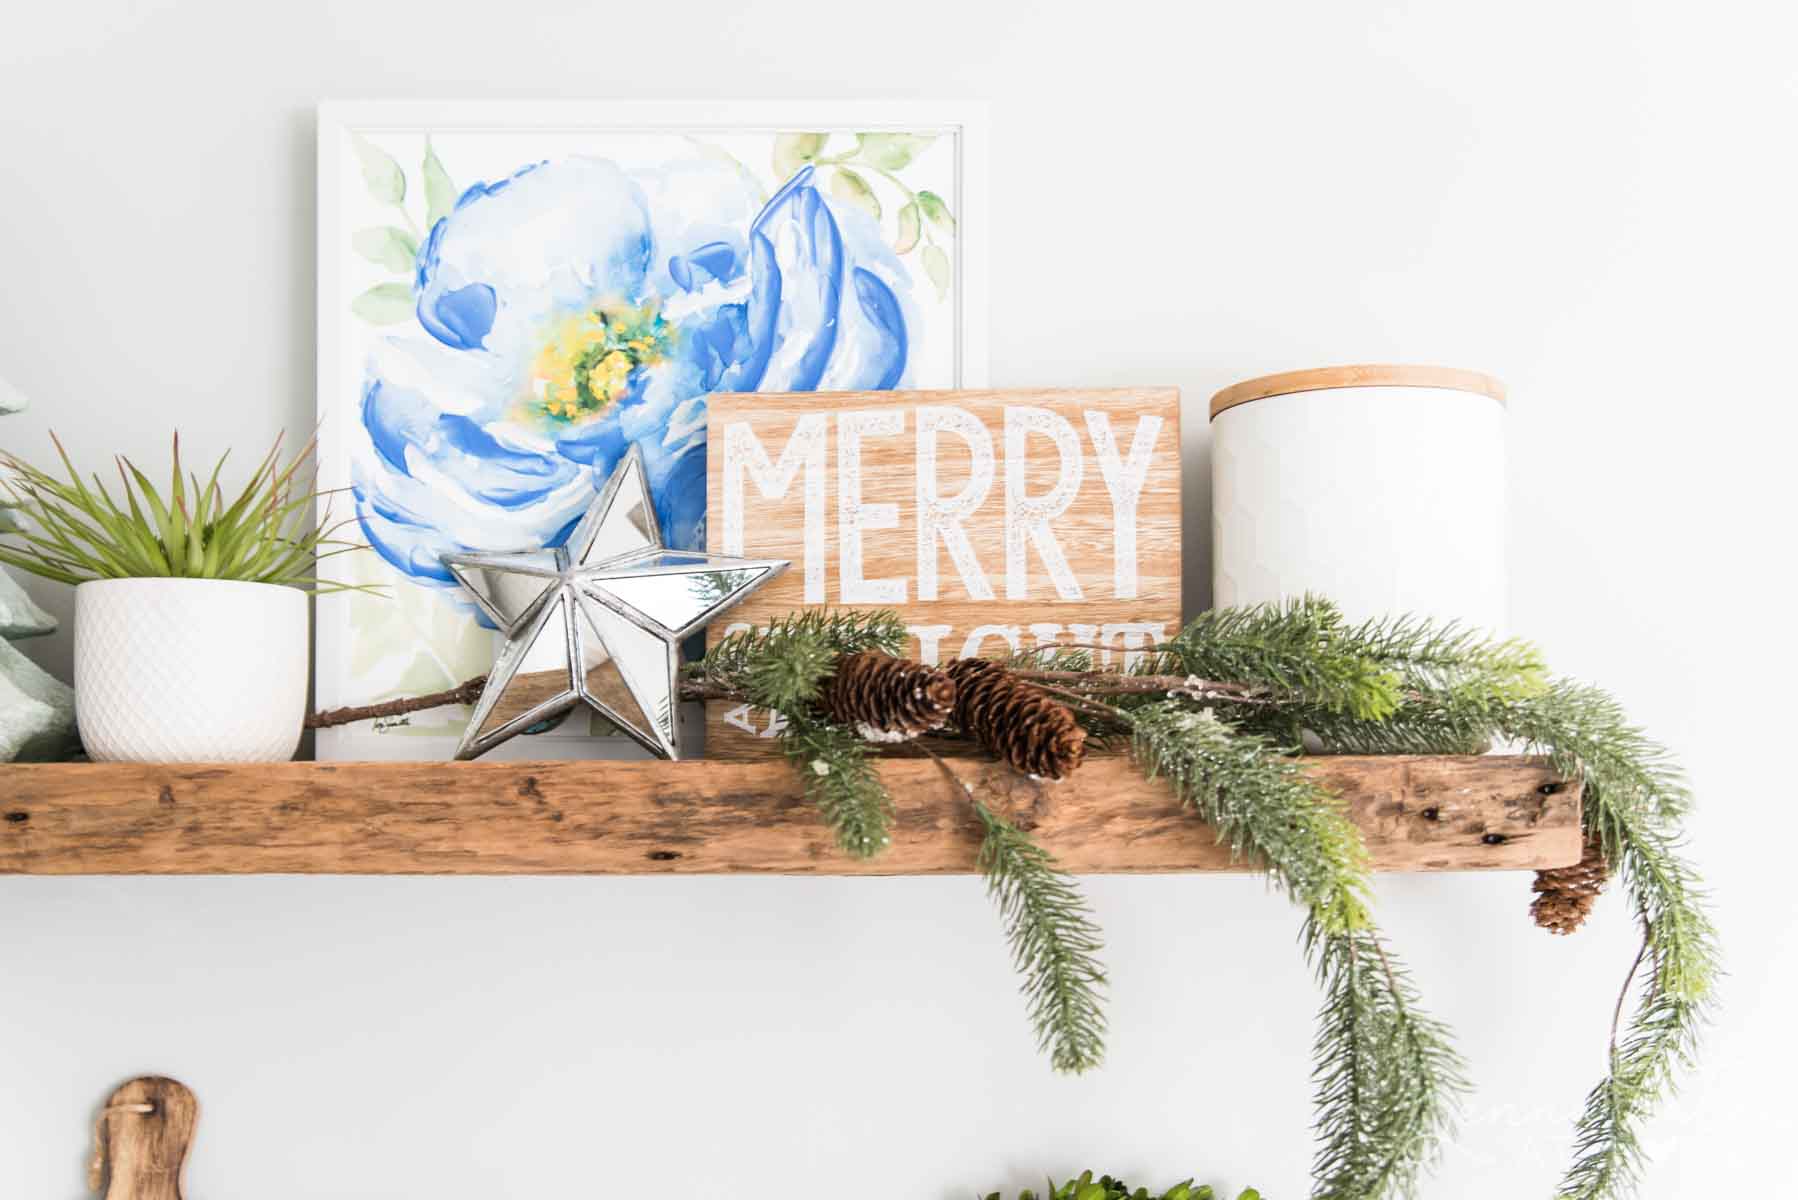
left=313, top=101, right=986, bottom=760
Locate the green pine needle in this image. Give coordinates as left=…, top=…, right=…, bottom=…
left=781, top=712, right=893, bottom=859
left=1151, top=602, right=1714, bottom=1200
left=690, top=599, right=1715, bottom=1200
left=696, top=609, right=909, bottom=858
left=1128, top=700, right=1463, bottom=1195
left=1129, top=702, right=1371, bottom=931
left=1158, top=596, right=1404, bottom=722
left=976, top=802, right=1109, bottom=1074
left=1496, top=682, right=1718, bottom=1200
left=1304, top=919, right=1468, bottom=1200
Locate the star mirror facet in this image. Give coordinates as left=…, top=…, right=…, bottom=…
left=442, top=446, right=787, bottom=760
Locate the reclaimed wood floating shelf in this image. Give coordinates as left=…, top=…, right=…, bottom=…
left=0, top=755, right=1580, bottom=876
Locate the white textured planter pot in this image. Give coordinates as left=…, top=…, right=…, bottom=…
left=74, top=578, right=308, bottom=762
left=1210, top=365, right=1507, bottom=632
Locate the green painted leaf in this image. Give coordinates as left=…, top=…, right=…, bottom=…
left=921, top=243, right=952, bottom=298
left=893, top=201, right=921, bottom=254
left=351, top=226, right=419, bottom=275
left=422, top=138, right=457, bottom=229
left=917, top=189, right=956, bottom=233
left=350, top=132, right=406, bottom=206
left=854, top=132, right=935, bottom=170
left=351, top=282, right=415, bottom=325
left=773, top=132, right=828, bottom=181
left=829, top=167, right=880, bottom=221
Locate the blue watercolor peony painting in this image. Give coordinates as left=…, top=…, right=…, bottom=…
left=320, top=118, right=967, bottom=748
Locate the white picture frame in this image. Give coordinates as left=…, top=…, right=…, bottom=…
left=315, top=100, right=987, bottom=761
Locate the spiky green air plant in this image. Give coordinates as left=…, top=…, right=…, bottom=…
left=0, top=431, right=365, bottom=591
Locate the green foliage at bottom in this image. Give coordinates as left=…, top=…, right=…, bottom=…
left=982, top=1171, right=1262, bottom=1200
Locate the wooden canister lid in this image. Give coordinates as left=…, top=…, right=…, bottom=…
left=1208, top=364, right=1506, bottom=421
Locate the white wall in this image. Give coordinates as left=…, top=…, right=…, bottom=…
left=2, top=1, right=1793, bottom=1195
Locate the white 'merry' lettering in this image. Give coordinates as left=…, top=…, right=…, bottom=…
left=915, top=405, right=996, bottom=601
left=837, top=409, right=907, bottom=604
left=1084, top=410, right=1163, bottom=600
left=723, top=416, right=828, bottom=603
left=1003, top=407, right=1084, bottom=601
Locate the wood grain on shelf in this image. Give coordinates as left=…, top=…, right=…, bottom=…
left=0, top=756, right=1580, bottom=876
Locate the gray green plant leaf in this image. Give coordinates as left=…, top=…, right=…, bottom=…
left=894, top=201, right=921, bottom=254
left=350, top=132, right=406, bottom=206
left=829, top=167, right=880, bottom=221
left=773, top=132, right=828, bottom=181
left=351, top=282, right=416, bottom=325
left=917, top=189, right=956, bottom=233
left=854, top=132, right=935, bottom=170
left=922, top=244, right=952, bottom=298
left=422, top=138, right=458, bottom=230
left=351, top=226, right=420, bottom=275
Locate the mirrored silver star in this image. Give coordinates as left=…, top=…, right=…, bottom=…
left=442, top=446, right=787, bottom=760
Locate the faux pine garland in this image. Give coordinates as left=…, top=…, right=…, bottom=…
left=684, top=597, right=1715, bottom=1200
left=307, top=596, right=1714, bottom=1199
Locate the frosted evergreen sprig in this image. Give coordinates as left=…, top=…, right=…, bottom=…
left=698, top=609, right=908, bottom=858
left=695, top=608, right=908, bottom=710
left=1128, top=701, right=1464, bottom=1195
left=1304, top=918, right=1467, bottom=1200
left=779, top=713, right=892, bottom=859
left=975, top=801, right=1109, bottom=1074
left=682, top=597, right=1713, bottom=1200
left=1156, top=597, right=1403, bottom=723
left=1495, top=682, right=1717, bottom=1200
left=1142, top=601, right=1714, bottom=1200
left=1129, top=702, right=1371, bottom=930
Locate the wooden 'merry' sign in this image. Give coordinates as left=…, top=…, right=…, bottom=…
left=705, top=388, right=1182, bottom=755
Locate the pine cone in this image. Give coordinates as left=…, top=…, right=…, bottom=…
left=945, top=657, right=1088, bottom=781
left=1531, top=832, right=1610, bottom=935
left=821, top=652, right=956, bottom=742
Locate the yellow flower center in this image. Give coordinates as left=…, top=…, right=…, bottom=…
left=527, top=302, right=672, bottom=425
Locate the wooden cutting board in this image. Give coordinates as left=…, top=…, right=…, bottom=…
left=90, top=1077, right=196, bottom=1200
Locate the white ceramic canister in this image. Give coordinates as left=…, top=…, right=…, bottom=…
left=1210, top=365, right=1506, bottom=632
left=74, top=578, right=309, bottom=762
